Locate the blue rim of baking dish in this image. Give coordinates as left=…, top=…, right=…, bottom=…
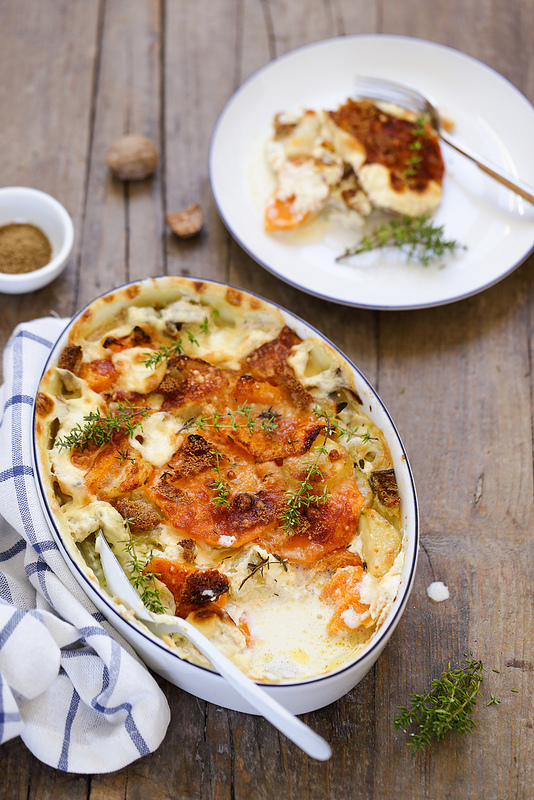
left=32, top=275, right=419, bottom=689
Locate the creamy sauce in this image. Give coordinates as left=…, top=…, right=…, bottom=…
left=36, top=282, right=405, bottom=682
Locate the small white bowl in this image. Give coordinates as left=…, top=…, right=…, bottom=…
left=0, top=186, right=74, bottom=294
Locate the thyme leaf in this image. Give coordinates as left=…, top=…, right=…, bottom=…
left=336, top=214, right=465, bottom=267
left=312, top=405, right=375, bottom=445
left=209, top=451, right=231, bottom=507
left=279, top=423, right=331, bottom=535
left=141, top=317, right=211, bottom=369
left=238, top=552, right=288, bottom=590
left=122, top=524, right=166, bottom=615
left=191, top=404, right=280, bottom=438
left=403, top=112, right=430, bottom=180
left=394, top=655, right=488, bottom=750
left=55, top=401, right=150, bottom=451
left=141, top=340, right=185, bottom=369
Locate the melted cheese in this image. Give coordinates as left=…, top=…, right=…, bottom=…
left=35, top=279, right=405, bottom=683
left=265, top=98, right=444, bottom=232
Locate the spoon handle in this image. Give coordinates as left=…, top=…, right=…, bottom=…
left=440, top=131, right=534, bottom=204
left=169, top=616, right=332, bottom=761
left=97, top=534, right=331, bottom=760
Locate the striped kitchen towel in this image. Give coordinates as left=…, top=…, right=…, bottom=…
left=0, top=318, right=170, bottom=773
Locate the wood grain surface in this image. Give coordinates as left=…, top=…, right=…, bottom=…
left=1, top=1, right=533, bottom=798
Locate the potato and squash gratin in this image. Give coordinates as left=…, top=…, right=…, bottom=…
left=264, top=99, right=444, bottom=231
left=35, top=278, right=405, bottom=682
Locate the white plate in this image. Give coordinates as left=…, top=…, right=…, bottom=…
left=209, top=35, right=534, bottom=309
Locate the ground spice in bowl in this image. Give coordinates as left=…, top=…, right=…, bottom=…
left=0, top=223, right=52, bottom=274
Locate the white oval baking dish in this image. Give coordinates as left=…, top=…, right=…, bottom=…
left=32, top=276, right=418, bottom=715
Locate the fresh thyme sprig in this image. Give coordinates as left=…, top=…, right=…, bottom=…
left=336, top=214, right=465, bottom=267
left=141, top=318, right=211, bottom=369
left=209, top=452, right=231, bottom=507
left=122, top=523, right=166, bottom=614
left=238, top=552, right=288, bottom=590
left=404, top=112, right=429, bottom=179
left=114, top=446, right=136, bottom=465
left=55, top=401, right=150, bottom=451
left=141, top=340, right=185, bottom=369
left=192, top=402, right=280, bottom=438
left=313, top=406, right=374, bottom=445
left=279, top=423, right=331, bottom=535
left=394, top=655, right=489, bottom=751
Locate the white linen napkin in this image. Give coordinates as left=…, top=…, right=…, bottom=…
left=0, top=317, right=170, bottom=773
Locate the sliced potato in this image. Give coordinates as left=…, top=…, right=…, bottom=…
left=358, top=508, right=401, bottom=578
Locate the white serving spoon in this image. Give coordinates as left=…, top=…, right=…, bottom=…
left=96, top=532, right=332, bottom=761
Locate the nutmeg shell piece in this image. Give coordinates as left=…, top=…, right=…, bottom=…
left=107, top=134, right=159, bottom=181
left=166, top=204, right=203, bottom=238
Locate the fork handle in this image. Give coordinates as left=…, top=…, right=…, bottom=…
left=440, top=131, right=534, bottom=205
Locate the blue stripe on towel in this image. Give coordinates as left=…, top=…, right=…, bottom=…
left=57, top=688, right=80, bottom=771
left=0, top=539, right=25, bottom=562
left=0, top=608, right=25, bottom=650
left=0, top=465, right=34, bottom=483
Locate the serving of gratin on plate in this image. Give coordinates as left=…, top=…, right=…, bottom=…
left=263, top=97, right=444, bottom=232
left=33, top=277, right=417, bottom=710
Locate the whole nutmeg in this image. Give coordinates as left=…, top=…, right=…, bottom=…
left=166, top=204, right=203, bottom=238
left=107, top=134, right=159, bottom=181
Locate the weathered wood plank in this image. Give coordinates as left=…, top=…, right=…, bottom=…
left=75, top=0, right=165, bottom=309
left=0, top=0, right=100, bottom=355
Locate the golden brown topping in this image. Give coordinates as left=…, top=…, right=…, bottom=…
left=149, top=557, right=228, bottom=618
left=225, top=287, right=243, bottom=306
left=276, top=372, right=313, bottom=410
left=258, top=477, right=364, bottom=564
left=114, top=499, right=161, bottom=531
left=170, top=434, right=218, bottom=479
left=58, top=344, right=83, bottom=373
left=103, top=326, right=151, bottom=352
left=179, top=539, right=197, bottom=564
left=78, top=359, right=119, bottom=393
left=181, top=569, right=229, bottom=606
left=370, top=468, right=400, bottom=507
left=158, top=355, right=228, bottom=408
left=154, top=479, right=189, bottom=502
left=227, top=492, right=278, bottom=530
left=242, top=325, right=302, bottom=378
left=81, top=440, right=153, bottom=502
left=330, top=99, right=444, bottom=192
left=35, top=391, right=54, bottom=417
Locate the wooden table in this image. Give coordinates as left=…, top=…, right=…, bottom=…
left=1, top=2, right=533, bottom=798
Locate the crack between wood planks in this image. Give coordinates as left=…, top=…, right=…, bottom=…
left=198, top=701, right=208, bottom=800
left=228, top=714, right=236, bottom=800
left=474, top=473, right=484, bottom=506
left=328, top=0, right=347, bottom=36
left=376, top=0, right=384, bottom=31
left=73, top=0, right=106, bottom=311
left=233, top=0, right=244, bottom=91
left=259, top=0, right=277, bottom=61
left=419, top=539, right=436, bottom=581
